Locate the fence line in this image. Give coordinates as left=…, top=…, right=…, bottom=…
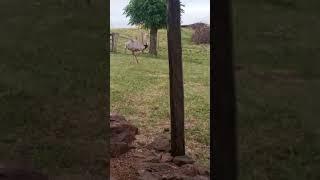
left=109, top=31, right=156, bottom=53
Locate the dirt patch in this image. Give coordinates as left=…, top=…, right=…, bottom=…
left=110, top=114, right=210, bottom=180
left=111, top=147, right=209, bottom=180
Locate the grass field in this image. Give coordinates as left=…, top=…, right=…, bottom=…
left=112, top=0, right=320, bottom=179
left=110, top=28, right=210, bottom=166
left=0, top=1, right=107, bottom=179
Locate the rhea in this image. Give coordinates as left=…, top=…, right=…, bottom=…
left=124, top=39, right=148, bottom=63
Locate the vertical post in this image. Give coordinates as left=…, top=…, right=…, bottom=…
left=157, top=34, right=160, bottom=50
left=113, top=33, right=119, bottom=53
left=141, top=31, right=144, bottom=44
left=167, top=0, right=185, bottom=156
left=110, top=33, right=114, bottom=52
left=105, top=32, right=108, bottom=51
left=212, top=0, right=237, bottom=179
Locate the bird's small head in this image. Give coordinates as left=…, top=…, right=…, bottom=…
left=144, top=43, right=148, bottom=50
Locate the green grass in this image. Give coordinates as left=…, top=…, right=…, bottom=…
left=0, top=1, right=107, bottom=179
left=110, top=28, right=210, bottom=166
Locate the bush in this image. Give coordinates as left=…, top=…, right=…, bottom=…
left=189, top=22, right=208, bottom=30
left=191, top=25, right=210, bottom=44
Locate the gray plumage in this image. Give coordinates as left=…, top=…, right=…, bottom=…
left=124, top=39, right=148, bottom=63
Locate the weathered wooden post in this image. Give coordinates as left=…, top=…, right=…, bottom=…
left=110, top=33, right=114, bottom=52
left=167, top=0, right=185, bottom=156
left=141, top=31, right=144, bottom=44
left=113, top=33, right=119, bottom=53
left=157, top=34, right=160, bottom=49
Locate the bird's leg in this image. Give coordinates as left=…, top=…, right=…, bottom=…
left=131, top=51, right=135, bottom=64
left=135, top=54, right=139, bottom=63
left=132, top=51, right=138, bottom=63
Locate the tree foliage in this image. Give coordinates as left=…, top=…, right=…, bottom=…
left=123, top=0, right=184, bottom=29
left=123, top=0, right=167, bottom=29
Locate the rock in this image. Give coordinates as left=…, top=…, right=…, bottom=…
left=160, top=153, right=173, bottom=163
left=164, top=175, right=183, bottom=180
left=137, top=141, right=146, bottom=147
left=138, top=162, right=178, bottom=173
left=172, top=156, right=195, bottom=166
left=143, top=155, right=160, bottom=163
left=133, top=152, right=146, bottom=159
left=110, top=113, right=138, bottom=157
left=166, top=175, right=209, bottom=180
left=196, top=167, right=210, bottom=176
left=179, top=164, right=209, bottom=177
left=179, top=164, right=199, bottom=176
left=110, top=142, right=131, bottom=158
left=138, top=171, right=161, bottom=180
left=147, top=134, right=171, bottom=152
left=191, top=175, right=210, bottom=180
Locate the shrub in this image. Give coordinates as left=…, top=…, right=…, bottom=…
left=191, top=25, right=210, bottom=44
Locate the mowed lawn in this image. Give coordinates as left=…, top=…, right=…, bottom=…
left=110, top=28, right=210, bottom=166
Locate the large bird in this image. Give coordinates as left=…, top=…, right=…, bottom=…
left=124, top=39, right=148, bottom=63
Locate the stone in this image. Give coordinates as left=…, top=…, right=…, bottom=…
left=179, top=164, right=199, bottom=176
left=138, top=162, right=177, bottom=173
left=147, top=133, right=171, bottom=152
left=179, top=164, right=209, bottom=177
left=133, top=152, right=146, bottom=159
left=172, top=156, right=195, bottom=166
left=110, top=113, right=138, bottom=157
left=160, top=153, right=173, bottom=163
left=138, top=171, right=161, bottom=180
left=196, top=167, right=210, bottom=176
left=191, top=175, right=210, bottom=180
left=137, top=141, right=146, bottom=146
left=110, top=142, right=131, bottom=158
left=143, top=155, right=160, bottom=163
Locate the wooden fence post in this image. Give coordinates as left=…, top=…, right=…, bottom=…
left=157, top=34, right=160, bottom=49
left=141, top=31, right=144, bottom=44
left=167, top=0, right=185, bottom=156
left=110, top=33, right=114, bottom=52
left=113, top=33, right=119, bottom=53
